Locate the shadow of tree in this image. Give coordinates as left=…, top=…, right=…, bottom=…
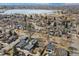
left=68, top=46, right=78, bottom=51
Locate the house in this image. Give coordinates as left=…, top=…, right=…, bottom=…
left=16, top=36, right=28, bottom=48
left=46, top=42, right=56, bottom=56
left=24, top=38, right=38, bottom=51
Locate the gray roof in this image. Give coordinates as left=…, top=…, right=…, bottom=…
left=16, top=39, right=27, bottom=48
left=24, top=38, right=38, bottom=50
left=24, top=44, right=33, bottom=50
left=29, top=38, right=37, bottom=45
left=47, top=42, right=55, bottom=51
left=19, top=36, right=28, bottom=41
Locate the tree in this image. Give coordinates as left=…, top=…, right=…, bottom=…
left=27, top=23, right=33, bottom=41
left=24, top=15, right=28, bottom=30
left=24, top=15, right=27, bottom=22
left=46, top=16, right=50, bottom=43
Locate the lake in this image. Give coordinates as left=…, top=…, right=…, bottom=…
left=1, top=9, right=56, bottom=14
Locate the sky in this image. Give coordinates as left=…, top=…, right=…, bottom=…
left=0, top=3, right=79, bottom=6
left=0, top=0, right=79, bottom=3
left=0, top=3, right=64, bottom=6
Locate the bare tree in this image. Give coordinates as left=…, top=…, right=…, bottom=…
left=27, top=23, right=33, bottom=41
